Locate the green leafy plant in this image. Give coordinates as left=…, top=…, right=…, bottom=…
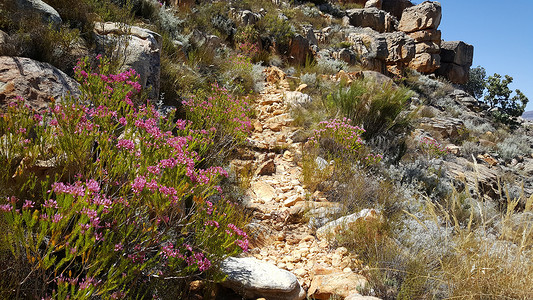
left=326, top=79, right=413, bottom=139
left=464, top=65, right=487, bottom=99
left=0, top=56, right=248, bottom=299
left=484, top=73, right=529, bottom=124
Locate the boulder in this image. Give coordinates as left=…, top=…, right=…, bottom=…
left=346, top=7, right=396, bottom=33
left=94, top=22, right=162, bottom=100
left=308, top=272, right=368, bottom=300
left=0, top=56, right=80, bottom=110
left=365, top=0, right=382, bottom=9
left=0, top=30, right=13, bottom=55
left=333, top=48, right=357, bottom=65
left=220, top=257, right=306, bottom=300
left=440, top=41, right=474, bottom=66
left=239, top=10, right=261, bottom=25
left=381, top=0, right=414, bottom=19
left=408, top=52, right=440, bottom=73
left=316, top=209, right=380, bottom=240
left=14, top=0, right=62, bottom=25
left=347, top=28, right=388, bottom=61
left=288, top=34, right=313, bottom=65
left=436, top=41, right=474, bottom=84
left=284, top=91, right=312, bottom=107
left=398, top=1, right=441, bottom=33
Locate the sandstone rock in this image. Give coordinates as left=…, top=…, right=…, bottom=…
left=334, top=48, right=357, bottom=65
left=284, top=91, right=312, bottom=107
left=365, top=0, right=382, bottom=9
left=345, top=293, right=382, bottom=300
left=398, top=1, right=442, bottom=33
left=407, top=29, right=441, bottom=42
left=0, top=56, right=80, bottom=110
left=419, top=117, right=464, bottom=140
left=284, top=195, right=304, bottom=207
left=436, top=63, right=469, bottom=84
left=477, top=153, right=498, bottom=167
left=94, top=22, right=162, bottom=100
left=415, top=41, right=440, bottom=54
left=289, top=34, right=312, bottom=65
left=316, top=209, right=380, bottom=240
left=408, top=52, right=440, bottom=73
left=346, top=7, right=396, bottom=33
left=440, top=41, right=474, bottom=66
left=256, top=159, right=276, bottom=176
left=382, top=31, right=415, bottom=63
left=436, top=41, right=474, bottom=84
left=252, top=181, right=277, bottom=202
left=308, top=272, right=368, bottom=300
left=15, top=0, right=62, bottom=25
left=446, top=157, right=501, bottom=200
left=382, top=0, right=414, bottom=19
left=220, top=257, right=305, bottom=300
left=295, top=84, right=308, bottom=92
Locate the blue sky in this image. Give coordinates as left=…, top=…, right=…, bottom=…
left=413, top=0, right=533, bottom=111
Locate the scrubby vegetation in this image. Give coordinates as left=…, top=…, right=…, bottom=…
left=1, top=0, right=532, bottom=299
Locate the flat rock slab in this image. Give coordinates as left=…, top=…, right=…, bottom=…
left=252, top=181, right=276, bottom=202
left=221, top=257, right=305, bottom=300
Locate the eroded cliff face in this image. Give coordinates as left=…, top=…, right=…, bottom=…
left=285, top=0, right=473, bottom=83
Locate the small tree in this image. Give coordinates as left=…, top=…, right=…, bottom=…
left=464, top=65, right=486, bottom=99
left=484, top=73, right=529, bottom=121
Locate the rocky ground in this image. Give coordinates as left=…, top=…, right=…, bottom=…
left=219, top=67, right=381, bottom=300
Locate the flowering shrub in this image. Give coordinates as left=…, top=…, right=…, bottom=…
left=309, top=118, right=365, bottom=158
left=419, top=137, right=449, bottom=158
left=0, top=56, right=248, bottom=299
left=183, top=83, right=253, bottom=154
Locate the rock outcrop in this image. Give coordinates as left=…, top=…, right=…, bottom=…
left=399, top=1, right=442, bottom=73
left=345, top=7, right=397, bottom=33
left=220, top=257, right=306, bottom=300
left=0, top=56, right=80, bottom=110
left=94, top=22, right=162, bottom=100
left=436, top=41, right=474, bottom=84
left=14, top=0, right=62, bottom=25
left=344, top=27, right=414, bottom=75
left=308, top=272, right=368, bottom=300
left=381, top=0, right=414, bottom=19
left=288, top=34, right=314, bottom=65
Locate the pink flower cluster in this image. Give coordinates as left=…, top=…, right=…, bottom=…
left=310, top=118, right=365, bottom=152
left=419, top=137, right=449, bottom=158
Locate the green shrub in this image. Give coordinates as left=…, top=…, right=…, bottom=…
left=0, top=57, right=249, bottom=299
left=326, top=79, right=413, bottom=139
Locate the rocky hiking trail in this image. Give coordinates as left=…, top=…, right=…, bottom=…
left=220, top=67, right=380, bottom=300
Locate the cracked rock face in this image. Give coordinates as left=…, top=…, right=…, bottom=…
left=0, top=56, right=80, bottom=110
